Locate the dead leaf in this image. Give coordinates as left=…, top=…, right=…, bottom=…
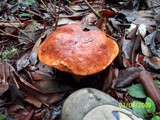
left=109, top=18, right=121, bottom=32
left=59, top=11, right=86, bottom=19
left=144, top=31, right=156, bottom=45
left=55, top=18, right=77, bottom=26
left=25, top=92, right=64, bottom=108
left=24, top=95, right=42, bottom=108
left=144, top=56, right=160, bottom=71
left=0, top=62, right=10, bottom=96
left=16, top=52, right=30, bottom=71
left=16, top=29, right=51, bottom=71
left=69, top=4, right=88, bottom=11
left=154, top=13, right=160, bottom=25
left=29, top=34, right=43, bottom=65
left=95, top=18, right=107, bottom=31
left=133, top=17, right=156, bottom=26
left=122, top=39, right=133, bottom=59
left=31, top=75, right=72, bottom=93
left=8, top=104, right=29, bottom=120
left=130, top=32, right=141, bottom=65
left=99, top=9, right=116, bottom=18
left=40, top=93, right=63, bottom=105
left=122, top=53, right=132, bottom=67
left=141, top=39, right=152, bottom=57
left=122, top=26, right=142, bottom=65
left=146, top=0, right=160, bottom=13
left=9, top=84, right=24, bottom=104
left=82, top=13, right=98, bottom=25
left=115, top=67, right=143, bottom=88
left=150, top=28, right=160, bottom=57
left=18, top=21, right=44, bottom=44
left=82, top=23, right=99, bottom=31
left=103, top=66, right=119, bottom=91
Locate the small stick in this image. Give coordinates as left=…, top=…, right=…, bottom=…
left=54, top=0, right=61, bottom=30
left=83, top=0, right=102, bottom=18
left=0, top=23, right=25, bottom=27
left=41, top=0, right=56, bottom=18
left=0, top=29, right=33, bottom=43
left=26, top=9, right=44, bottom=19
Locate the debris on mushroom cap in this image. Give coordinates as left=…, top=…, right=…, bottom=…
left=38, top=23, right=119, bottom=76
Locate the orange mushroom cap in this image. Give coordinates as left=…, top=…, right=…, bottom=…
left=38, top=23, right=119, bottom=76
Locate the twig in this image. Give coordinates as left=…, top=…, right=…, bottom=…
left=0, top=29, right=33, bottom=43
left=1, top=18, right=35, bottom=41
left=148, top=5, right=160, bottom=10
left=26, top=9, right=44, bottom=19
left=54, top=0, right=61, bottom=30
left=14, top=15, right=24, bottom=28
left=1, top=17, right=24, bottom=28
left=64, top=5, right=75, bottom=15
left=83, top=0, right=102, bottom=18
left=49, top=0, right=65, bottom=11
left=0, top=40, right=9, bottom=44
left=0, top=23, right=25, bottom=28
left=41, top=0, right=56, bottom=18
left=147, top=0, right=160, bottom=5
left=1, top=17, right=35, bottom=41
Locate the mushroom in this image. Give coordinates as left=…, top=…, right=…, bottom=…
left=38, top=23, right=119, bottom=76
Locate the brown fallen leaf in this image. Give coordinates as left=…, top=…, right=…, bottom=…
left=116, top=67, right=143, bottom=88
left=16, top=29, right=51, bottom=71
left=146, top=0, right=160, bottom=13
left=69, top=4, right=88, bottom=11
left=29, top=35, right=43, bottom=65
left=144, top=56, right=160, bottom=71
left=82, top=13, right=97, bottom=25
left=122, top=26, right=143, bottom=65
left=0, top=62, right=11, bottom=96
left=24, top=95, right=42, bottom=108
left=8, top=104, right=29, bottom=120
left=103, top=66, right=119, bottom=91
left=23, top=110, right=34, bottom=120
left=7, top=62, right=63, bottom=107
left=99, top=9, right=116, bottom=18
left=95, top=18, right=106, bottom=31
left=141, top=39, right=152, bottom=57
left=130, top=32, right=141, bottom=65
left=25, top=92, right=63, bottom=108
left=16, top=52, right=30, bottom=71
left=122, top=53, right=132, bottom=68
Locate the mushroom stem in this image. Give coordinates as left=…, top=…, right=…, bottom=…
left=72, top=74, right=86, bottom=82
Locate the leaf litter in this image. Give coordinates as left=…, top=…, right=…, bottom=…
left=0, top=0, right=160, bottom=119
